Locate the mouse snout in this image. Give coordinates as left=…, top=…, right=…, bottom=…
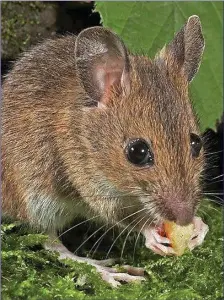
left=166, top=205, right=194, bottom=226
left=161, top=194, right=195, bottom=226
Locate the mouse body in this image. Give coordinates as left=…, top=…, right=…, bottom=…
left=2, top=16, right=209, bottom=287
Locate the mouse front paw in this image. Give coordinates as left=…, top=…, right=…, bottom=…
left=142, top=226, right=175, bottom=256
left=188, top=216, right=209, bottom=251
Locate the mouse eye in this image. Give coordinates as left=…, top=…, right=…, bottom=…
left=125, top=138, right=154, bottom=166
left=190, top=133, right=202, bottom=158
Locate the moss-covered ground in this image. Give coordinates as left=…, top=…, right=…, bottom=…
left=1, top=202, right=223, bottom=300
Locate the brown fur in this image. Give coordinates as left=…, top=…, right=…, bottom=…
left=2, top=16, right=205, bottom=235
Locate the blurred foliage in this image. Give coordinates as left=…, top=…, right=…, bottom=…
left=96, top=2, right=223, bottom=131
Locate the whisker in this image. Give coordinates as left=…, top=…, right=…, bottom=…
left=88, top=231, right=106, bottom=257
left=120, top=215, right=147, bottom=261
left=204, top=150, right=223, bottom=156
left=204, top=195, right=224, bottom=203
left=54, top=215, right=101, bottom=242
left=74, top=223, right=108, bottom=254
left=120, top=204, right=141, bottom=210
left=203, top=192, right=223, bottom=196
left=132, top=217, right=155, bottom=262
left=105, top=215, right=144, bottom=259
left=54, top=190, right=143, bottom=202
left=202, top=198, right=223, bottom=206
left=197, top=207, right=213, bottom=221
left=204, top=179, right=223, bottom=185
left=210, top=174, right=224, bottom=180
left=88, top=207, right=147, bottom=257
left=201, top=203, right=221, bottom=214
left=203, top=165, right=220, bottom=170
left=89, top=210, right=141, bottom=256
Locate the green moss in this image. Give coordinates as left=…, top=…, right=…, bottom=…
left=1, top=1, right=56, bottom=59
left=2, top=203, right=223, bottom=299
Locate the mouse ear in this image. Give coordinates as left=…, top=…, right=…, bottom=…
left=75, top=26, right=130, bottom=107
left=157, top=15, right=204, bottom=82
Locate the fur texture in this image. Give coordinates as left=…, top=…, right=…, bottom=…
left=2, top=16, right=205, bottom=235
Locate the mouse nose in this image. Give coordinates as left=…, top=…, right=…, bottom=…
left=174, top=208, right=194, bottom=226
left=164, top=202, right=194, bottom=226
left=159, top=190, right=196, bottom=226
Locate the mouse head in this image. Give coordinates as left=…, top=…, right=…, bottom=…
left=75, top=16, right=205, bottom=226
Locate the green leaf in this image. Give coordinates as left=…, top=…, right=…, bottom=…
left=95, top=2, right=223, bottom=131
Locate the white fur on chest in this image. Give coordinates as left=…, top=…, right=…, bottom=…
left=26, top=191, right=84, bottom=233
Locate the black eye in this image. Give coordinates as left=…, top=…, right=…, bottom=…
left=125, top=138, right=154, bottom=166
left=190, top=133, right=202, bottom=158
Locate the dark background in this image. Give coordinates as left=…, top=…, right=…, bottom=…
left=1, top=1, right=101, bottom=76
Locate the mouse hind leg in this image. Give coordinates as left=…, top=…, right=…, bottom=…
left=1, top=162, right=30, bottom=221
left=44, top=234, right=145, bottom=288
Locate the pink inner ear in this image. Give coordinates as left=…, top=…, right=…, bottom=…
left=103, top=70, right=123, bottom=105
left=94, top=59, right=128, bottom=106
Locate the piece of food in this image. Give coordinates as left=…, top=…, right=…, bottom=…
left=164, top=221, right=194, bottom=256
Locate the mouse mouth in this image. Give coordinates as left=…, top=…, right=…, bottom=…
left=151, top=220, right=164, bottom=229
left=144, top=212, right=164, bottom=228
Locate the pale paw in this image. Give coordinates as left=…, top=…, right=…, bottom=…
left=142, top=226, right=175, bottom=256
left=188, top=216, right=209, bottom=251
left=121, top=265, right=145, bottom=276
left=44, top=235, right=145, bottom=287
left=93, top=257, right=117, bottom=267
left=95, top=265, right=145, bottom=288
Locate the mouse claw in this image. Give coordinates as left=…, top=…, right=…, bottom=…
left=188, top=216, right=209, bottom=251
left=122, top=265, right=145, bottom=276
left=142, top=226, right=175, bottom=256
left=94, top=265, right=145, bottom=288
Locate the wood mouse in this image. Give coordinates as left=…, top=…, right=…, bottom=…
left=2, top=15, right=209, bottom=287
